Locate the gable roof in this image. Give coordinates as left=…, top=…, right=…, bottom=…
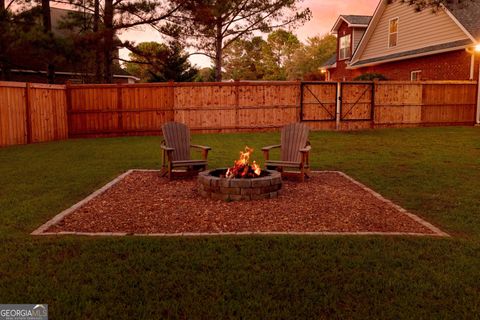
left=444, top=2, right=480, bottom=40
left=349, top=0, right=478, bottom=68
left=342, top=15, right=372, bottom=26
left=321, top=54, right=337, bottom=69
left=331, top=15, right=372, bottom=33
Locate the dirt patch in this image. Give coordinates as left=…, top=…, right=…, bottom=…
left=44, top=171, right=443, bottom=235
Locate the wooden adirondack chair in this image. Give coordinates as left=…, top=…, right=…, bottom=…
left=262, top=123, right=311, bottom=182
left=160, top=122, right=211, bottom=180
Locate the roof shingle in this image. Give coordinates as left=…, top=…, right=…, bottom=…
left=340, top=15, right=372, bottom=26
left=445, top=1, right=480, bottom=40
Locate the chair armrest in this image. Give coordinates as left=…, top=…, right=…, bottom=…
left=299, top=145, right=311, bottom=153
left=261, top=144, right=281, bottom=151
left=191, top=144, right=211, bottom=161
left=160, top=144, right=174, bottom=152
left=191, top=144, right=212, bottom=151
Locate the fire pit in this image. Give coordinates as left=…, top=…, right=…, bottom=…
left=198, top=147, right=282, bottom=201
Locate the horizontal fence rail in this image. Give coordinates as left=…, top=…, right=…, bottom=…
left=0, top=80, right=478, bottom=146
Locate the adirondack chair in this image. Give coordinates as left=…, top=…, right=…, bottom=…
left=262, top=123, right=311, bottom=182
left=160, top=122, right=211, bottom=180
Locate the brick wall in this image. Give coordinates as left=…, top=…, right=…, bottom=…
left=330, top=49, right=479, bottom=81
left=329, top=21, right=363, bottom=81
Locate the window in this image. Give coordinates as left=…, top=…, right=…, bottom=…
left=411, top=70, right=422, bottom=81
left=389, top=18, right=399, bottom=48
left=339, top=34, right=351, bottom=60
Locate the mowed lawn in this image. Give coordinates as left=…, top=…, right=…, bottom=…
left=1, top=126, right=480, bottom=319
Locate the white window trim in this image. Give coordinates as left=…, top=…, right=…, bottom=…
left=338, top=34, right=352, bottom=61
left=388, top=17, right=399, bottom=48
left=411, top=70, right=422, bottom=81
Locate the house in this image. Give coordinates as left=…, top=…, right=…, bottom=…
left=5, top=7, right=138, bottom=84
left=322, top=0, right=480, bottom=81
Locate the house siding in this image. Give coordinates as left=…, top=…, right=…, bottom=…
left=357, top=0, right=470, bottom=62
left=353, top=29, right=366, bottom=53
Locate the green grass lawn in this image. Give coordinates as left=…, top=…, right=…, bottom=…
left=1, top=126, right=480, bottom=319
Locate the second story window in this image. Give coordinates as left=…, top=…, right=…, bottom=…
left=389, top=18, right=399, bottom=48
left=339, top=34, right=351, bottom=60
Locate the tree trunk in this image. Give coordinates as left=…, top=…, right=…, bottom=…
left=93, top=0, right=102, bottom=83
left=103, top=0, right=114, bottom=83
left=0, top=0, right=10, bottom=80
left=42, top=0, right=55, bottom=84
left=214, top=20, right=223, bottom=82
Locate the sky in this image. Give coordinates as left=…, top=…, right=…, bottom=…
left=117, top=0, right=380, bottom=68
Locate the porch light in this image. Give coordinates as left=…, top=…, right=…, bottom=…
left=475, top=44, right=480, bottom=52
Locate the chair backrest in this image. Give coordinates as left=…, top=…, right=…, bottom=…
left=281, top=123, right=310, bottom=162
left=162, top=122, right=191, bottom=161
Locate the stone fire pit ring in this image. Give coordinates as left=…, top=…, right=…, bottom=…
left=198, top=169, right=282, bottom=201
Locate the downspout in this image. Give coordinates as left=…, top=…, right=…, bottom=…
left=476, top=56, right=480, bottom=125
left=470, top=54, right=475, bottom=80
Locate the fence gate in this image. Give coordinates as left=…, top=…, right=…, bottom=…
left=340, top=82, right=374, bottom=121
left=300, top=82, right=338, bottom=122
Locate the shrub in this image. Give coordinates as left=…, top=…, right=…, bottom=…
left=354, top=73, right=388, bottom=81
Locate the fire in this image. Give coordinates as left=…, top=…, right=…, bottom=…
left=226, top=146, right=262, bottom=179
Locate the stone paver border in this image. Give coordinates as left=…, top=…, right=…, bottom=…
left=31, top=169, right=450, bottom=238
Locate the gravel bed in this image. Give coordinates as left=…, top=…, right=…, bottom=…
left=47, top=171, right=437, bottom=235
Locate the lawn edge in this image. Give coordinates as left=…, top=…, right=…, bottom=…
left=30, top=170, right=136, bottom=235
left=318, top=170, right=450, bottom=237
left=31, top=169, right=449, bottom=238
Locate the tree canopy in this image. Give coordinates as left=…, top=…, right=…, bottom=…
left=166, top=0, right=311, bottom=81
left=125, top=41, right=198, bottom=82
left=223, top=30, right=335, bottom=81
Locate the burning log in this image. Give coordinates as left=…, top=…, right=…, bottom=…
left=225, top=146, right=262, bottom=179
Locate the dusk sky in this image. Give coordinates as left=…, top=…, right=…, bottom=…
left=118, top=0, right=380, bottom=67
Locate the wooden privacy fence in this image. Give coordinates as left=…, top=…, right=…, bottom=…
left=67, top=82, right=300, bottom=137
left=0, top=82, right=67, bottom=146
left=0, top=80, right=478, bottom=146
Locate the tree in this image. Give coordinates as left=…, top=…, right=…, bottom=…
left=194, top=67, right=216, bottom=82
left=0, top=2, right=68, bottom=83
left=262, top=29, right=300, bottom=80
left=167, top=0, right=311, bottom=81
left=223, top=36, right=266, bottom=80
left=285, top=34, right=336, bottom=80
left=57, top=0, right=184, bottom=83
left=125, top=41, right=198, bottom=82
left=399, top=0, right=476, bottom=11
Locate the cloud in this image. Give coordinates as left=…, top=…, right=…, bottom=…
left=295, top=0, right=379, bottom=40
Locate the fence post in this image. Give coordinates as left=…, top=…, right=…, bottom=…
left=169, top=80, right=175, bottom=124
left=116, top=83, right=123, bottom=132
left=372, top=80, right=377, bottom=128
left=234, top=80, right=240, bottom=130
left=65, top=81, right=72, bottom=138
left=298, top=81, right=302, bottom=122
left=25, top=83, right=32, bottom=144
left=476, top=70, right=480, bottom=125
left=336, top=82, right=341, bottom=130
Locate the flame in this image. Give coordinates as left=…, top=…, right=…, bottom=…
left=226, top=146, right=262, bottom=179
